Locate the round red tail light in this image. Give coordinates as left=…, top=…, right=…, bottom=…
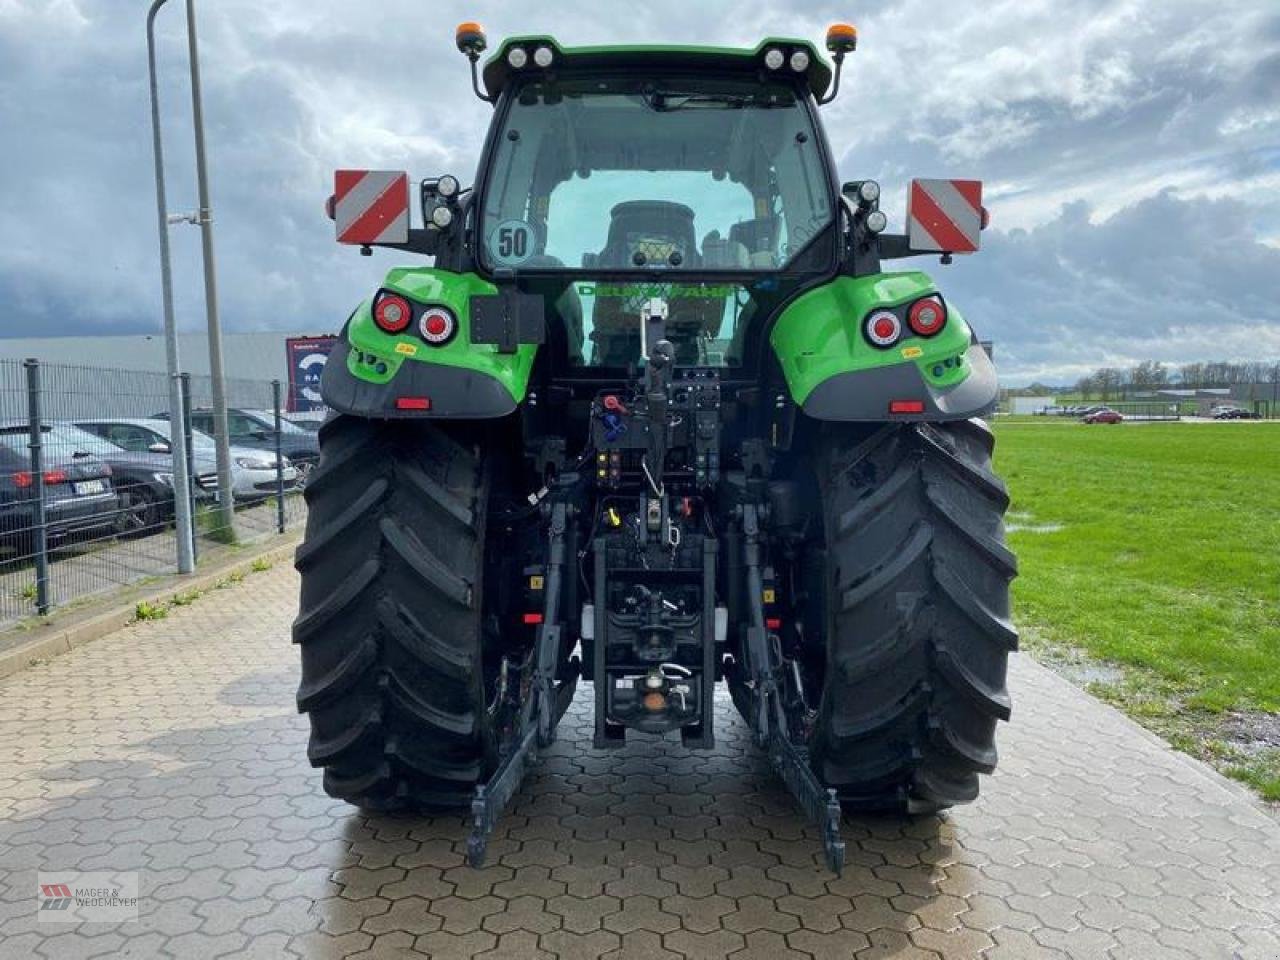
left=373, top=293, right=412, bottom=334
left=419, top=306, right=456, bottom=345
left=864, top=309, right=902, bottom=348
left=908, top=296, right=947, bottom=337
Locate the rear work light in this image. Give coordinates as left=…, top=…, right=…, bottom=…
left=419, top=306, right=456, bottom=345
left=908, top=296, right=947, bottom=337
left=373, top=292, right=413, bottom=334
left=864, top=309, right=902, bottom=348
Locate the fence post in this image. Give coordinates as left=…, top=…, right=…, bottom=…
left=180, top=373, right=199, bottom=565
left=272, top=380, right=285, bottom=534
left=170, top=373, right=195, bottom=575
left=23, top=359, right=50, bottom=616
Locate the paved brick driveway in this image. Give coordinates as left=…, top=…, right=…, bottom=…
left=1, top=564, right=1278, bottom=959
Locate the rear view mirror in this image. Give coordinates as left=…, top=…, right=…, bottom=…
left=330, top=170, right=410, bottom=246
left=905, top=178, right=983, bottom=254
left=878, top=178, right=987, bottom=262
left=148, top=441, right=171, bottom=454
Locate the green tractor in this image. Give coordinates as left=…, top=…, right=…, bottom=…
left=295, top=23, right=1015, bottom=872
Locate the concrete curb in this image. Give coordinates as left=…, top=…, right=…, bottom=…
left=0, top=533, right=301, bottom=682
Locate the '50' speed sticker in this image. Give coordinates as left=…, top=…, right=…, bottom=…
left=489, top=220, right=534, bottom=266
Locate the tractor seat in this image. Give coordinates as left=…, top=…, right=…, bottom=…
left=597, top=201, right=698, bottom=269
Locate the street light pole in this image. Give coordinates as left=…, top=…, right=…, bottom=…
left=146, top=0, right=195, bottom=574
left=184, top=0, right=236, bottom=537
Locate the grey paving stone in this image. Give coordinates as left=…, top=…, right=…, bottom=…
left=0, top=563, right=1278, bottom=959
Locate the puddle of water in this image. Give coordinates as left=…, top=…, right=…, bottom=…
left=1006, top=508, right=1064, bottom=535
left=1224, top=711, right=1280, bottom=749
left=1061, top=661, right=1127, bottom=687
left=1007, top=522, right=1064, bottom=534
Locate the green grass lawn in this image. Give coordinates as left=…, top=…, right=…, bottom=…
left=994, top=420, right=1280, bottom=797
left=996, top=421, right=1279, bottom=710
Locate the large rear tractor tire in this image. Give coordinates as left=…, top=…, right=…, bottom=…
left=805, top=419, right=1017, bottom=813
left=292, top=415, right=504, bottom=810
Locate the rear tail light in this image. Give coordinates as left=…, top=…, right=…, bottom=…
left=395, top=397, right=432, bottom=411
left=419, top=306, right=456, bottom=345
left=13, top=469, right=72, bottom=487
left=908, top=296, right=947, bottom=337
left=864, top=310, right=902, bottom=348
left=373, top=292, right=412, bottom=334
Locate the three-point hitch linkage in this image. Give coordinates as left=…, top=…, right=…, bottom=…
left=465, top=302, right=846, bottom=874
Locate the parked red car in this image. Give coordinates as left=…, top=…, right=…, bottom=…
left=1083, top=408, right=1124, bottom=424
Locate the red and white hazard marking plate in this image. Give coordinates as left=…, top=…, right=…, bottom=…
left=334, top=170, right=410, bottom=245
left=907, top=179, right=983, bottom=254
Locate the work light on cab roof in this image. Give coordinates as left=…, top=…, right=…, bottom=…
left=455, top=22, right=855, bottom=106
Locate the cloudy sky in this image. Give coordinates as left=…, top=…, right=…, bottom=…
left=1, top=0, right=1277, bottom=385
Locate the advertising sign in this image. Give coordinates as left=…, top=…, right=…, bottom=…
left=286, top=336, right=338, bottom=413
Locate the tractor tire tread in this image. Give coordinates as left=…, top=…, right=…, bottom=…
left=294, top=415, right=495, bottom=809
left=809, top=419, right=1016, bottom=813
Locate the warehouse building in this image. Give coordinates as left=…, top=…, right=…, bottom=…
left=0, top=331, right=323, bottom=383
left=0, top=331, right=339, bottom=413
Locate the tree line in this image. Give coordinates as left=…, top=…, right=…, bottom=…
left=1073, top=360, right=1280, bottom=401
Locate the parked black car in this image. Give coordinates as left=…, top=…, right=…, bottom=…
left=154, top=408, right=320, bottom=484
left=0, top=422, right=118, bottom=554
left=58, top=423, right=218, bottom=534
left=1212, top=406, right=1258, bottom=420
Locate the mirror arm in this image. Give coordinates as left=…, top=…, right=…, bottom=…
left=467, top=52, right=495, bottom=105
left=358, top=228, right=442, bottom=257
left=877, top=233, right=954, bottom=263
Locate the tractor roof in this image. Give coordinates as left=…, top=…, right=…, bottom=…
left=481, top=36, right=833, bottom=101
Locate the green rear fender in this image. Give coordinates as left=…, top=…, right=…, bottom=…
left=321, top=268, right=539, bottom=419
left=769, top=272, right=998, bottom=421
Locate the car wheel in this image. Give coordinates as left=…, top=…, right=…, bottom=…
left=116, top=485, right=163, bottom=537
left=294, top=460, right=315, bottom=489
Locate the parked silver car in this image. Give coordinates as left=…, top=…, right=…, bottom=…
left=73, top=418, right=297, bottom=501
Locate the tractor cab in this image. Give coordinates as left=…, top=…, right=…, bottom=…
left=473, top=57, right=839, bottom=371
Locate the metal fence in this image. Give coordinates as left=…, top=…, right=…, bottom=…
left=0, top=358, right=309, bottom=629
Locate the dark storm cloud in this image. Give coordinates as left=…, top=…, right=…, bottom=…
left=942, top=191, right=1280, bottom=382
left=0, top=0, right=1277, bottom=384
